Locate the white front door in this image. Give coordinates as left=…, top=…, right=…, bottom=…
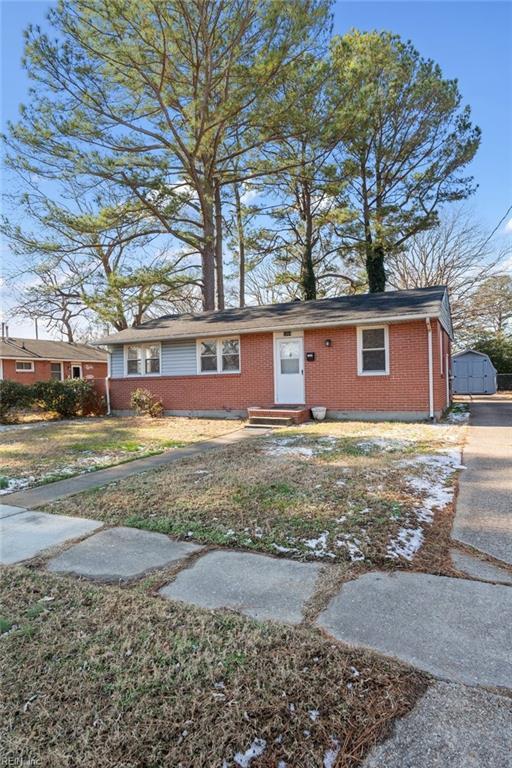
left=275, top=337, right=305, bottom=404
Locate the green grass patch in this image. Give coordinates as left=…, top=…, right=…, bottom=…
left=0, top=616, right=14, bottom=634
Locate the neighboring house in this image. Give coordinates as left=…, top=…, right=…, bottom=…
left=452, top=349, right=497, bottom=395
left=0, top=337, right=108, bottom=385
left=94, top=286, right=453, bottom=421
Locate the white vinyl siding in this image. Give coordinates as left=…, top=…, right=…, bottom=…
left=110, top=347, right=124, bottom=378
left=357, top=326, right=389, bottom=376
left=161, top=340, right=196, bottom=375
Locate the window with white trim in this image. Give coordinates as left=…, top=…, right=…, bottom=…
left=358, top=326, right=389, bottom=375
left=50, top=363, right=63, bottom=380
left=15, top=361, right=34, bottom=372
left=198, top=337, right=240, bottom=374
left=126, top=344, right=161, bottom=375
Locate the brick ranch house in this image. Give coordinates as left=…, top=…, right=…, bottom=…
left=0, top=337, right=108, bottom=388
left=95, top=286, right=453, bottom=422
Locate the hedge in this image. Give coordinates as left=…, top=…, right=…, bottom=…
left=0, top=379, right=105, bottom=423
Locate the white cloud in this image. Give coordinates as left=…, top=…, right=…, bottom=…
left=504, top=217, right=512, bottom=234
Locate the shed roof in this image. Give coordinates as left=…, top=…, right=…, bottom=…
left=0, top=337, right=108, bottom=362
left=94, top=286, right=452, bottom=346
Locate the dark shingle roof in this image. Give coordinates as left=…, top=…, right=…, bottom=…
left=0, top=337, right=108, bottom=362
left=94, top=286, right=451, bottom=346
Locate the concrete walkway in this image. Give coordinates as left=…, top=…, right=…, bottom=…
left=317, top=571, right=512, bottom=689
left=362, top=682, right=512, bottom=768
left=453, top=396, right=512, bottom=565
left=0, top=426, right=262, bottom=509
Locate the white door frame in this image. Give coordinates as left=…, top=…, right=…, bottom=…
left=273, top=331, right=305, bottom=405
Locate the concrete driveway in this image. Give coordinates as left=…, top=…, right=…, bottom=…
left=453, top=396, right=512, bottom=565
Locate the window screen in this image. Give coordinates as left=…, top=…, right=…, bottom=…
left=361, top=328, right=387, bottom=372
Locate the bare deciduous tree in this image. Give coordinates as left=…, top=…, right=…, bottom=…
left=386, top=209, right=510, bottom=331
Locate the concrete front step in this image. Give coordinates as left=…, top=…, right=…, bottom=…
left=248, top=416, right=294, bottom=426
left=247, top=405, right=311, bottom=425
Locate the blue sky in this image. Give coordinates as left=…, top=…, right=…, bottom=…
left=1, top=0, right=511, bottom=336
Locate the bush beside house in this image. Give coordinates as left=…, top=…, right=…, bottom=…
left=0, top=379, right=105, bottom=423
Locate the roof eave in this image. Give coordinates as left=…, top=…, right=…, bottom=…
left=93, top=310, right=448, bottom=347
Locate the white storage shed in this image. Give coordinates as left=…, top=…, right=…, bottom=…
left=452, top=350, right=497, bottom=395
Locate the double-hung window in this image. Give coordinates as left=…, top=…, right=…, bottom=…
left=198, top=337, right=240, bottom=374
left=357, top=326, right=389, bottom=375
left=50, top=363, right=63, bottom=380
left=126, top=344, right=161, bottom=376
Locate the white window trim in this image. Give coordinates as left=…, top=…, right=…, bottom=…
left=124, top=343, right=162, bottom=377
left=71, top=363, right=83, bottom=379
left=15, top=360, right=35, bottom=373
left=50, top=362, right=63, bottom=380
left=196, top=336, right=241, bottom=375
left=357, top=325, right=390, bottom=376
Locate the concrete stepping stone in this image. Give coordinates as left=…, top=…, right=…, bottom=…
left=317, top=572, right=512, bottom=688
left=0, top=510, right=102, bottom=565
left=47, top=526, right=203, bottom=582
left=363, top=681, right=512, bottom=768
left=451, top=549, right=512, bottom=585
left=160, top=550, right=322, bottom=624
left=0, top=504, right=26, bottom=520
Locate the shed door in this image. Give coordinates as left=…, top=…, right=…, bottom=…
left=469, top=358, right=485, bottom=393
left=453, top=355, right=488, bottom=394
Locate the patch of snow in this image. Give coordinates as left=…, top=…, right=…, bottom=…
left=356, top=437, right=413, bottom=453
left=323, top=738, right=340, bottom=768
left=272, top=544, right=295, bottom=554
left=445, top=408, right=470, bottom=424
left=0, top=476, right=34, bottom=495
left=303, top=531, right=335, bottom=558
left=336, top=535, right=365, bottom=562
left=266, top=444, right=315, bottom=458
left=387, top=526, right=424, bottom=561
left=308, top=709, right=320, bottom=721
left=234, top=738, right=267, bottom=768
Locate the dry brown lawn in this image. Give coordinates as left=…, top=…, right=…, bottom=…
left=0, top=415, right=240, bottom=493
left=46, top=419, right=466, bottom=570
left=0, top=567, right=426, bottom=768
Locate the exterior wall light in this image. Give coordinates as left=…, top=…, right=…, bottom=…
left=324, top=339, right=332, bottom=347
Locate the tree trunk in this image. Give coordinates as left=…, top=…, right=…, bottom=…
left=300, top=181, right=316, bottom=300
left=233, top=181, right=246, bottom=308
left=201, top=190, right=216, bottom=311
left=214, top=179, right=225, bottom=310
left=366, top=243, right=386, bottom=292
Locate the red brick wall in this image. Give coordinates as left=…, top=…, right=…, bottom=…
left=109, top=332, right=275, bottom=413
left=2, top=358, right=107, bottom=385
left=109, top=320, right=450, bottom=416
left=303, top=319, right=445, bottom=413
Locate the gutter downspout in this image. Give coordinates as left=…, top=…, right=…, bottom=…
left=105, top=350, right=112, bottom=415
left=426, top=318, right=434, bottom=420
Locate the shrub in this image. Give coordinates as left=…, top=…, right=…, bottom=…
left=32, top=379, right=105, bottom=419
left=0, top=381, right=33, bottom=423
left=130, top=388, right=164, bottom=418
